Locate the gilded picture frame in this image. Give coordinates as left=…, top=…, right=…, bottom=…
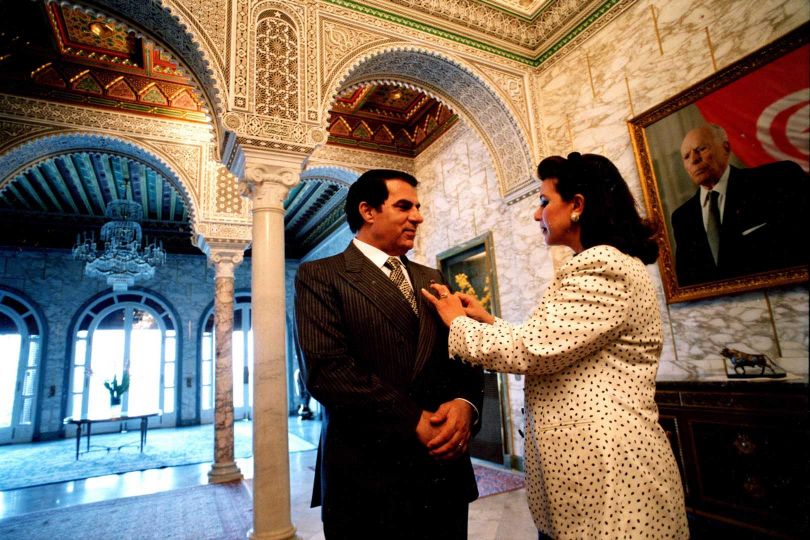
left=436, top=231, right=500, bottom=318
left=628, top=24, right=809, bottom=303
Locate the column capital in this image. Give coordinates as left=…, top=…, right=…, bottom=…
left=239, top=151, right=305, bottom=210
left=209, top=249, right=244, bottom=279
left=197, top=237, right=249, bottom=278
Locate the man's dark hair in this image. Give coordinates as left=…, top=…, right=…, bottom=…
left=537, top=152, right=659, bottom=264
left=345, top=169, right=418, bottom=233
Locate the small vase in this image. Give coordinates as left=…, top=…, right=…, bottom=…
left=110, top=396, right=122, bottom=417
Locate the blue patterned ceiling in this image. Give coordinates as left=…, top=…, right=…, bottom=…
left=2, top=153, right=188, bottom=224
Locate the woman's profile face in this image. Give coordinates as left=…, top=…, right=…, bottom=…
left=534, top=178, right=578, bottom=250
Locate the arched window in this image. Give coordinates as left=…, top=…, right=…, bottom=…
left=68, top=290, right=179, bottom=427
left=0, top=288, right=43, bottom=444
left=200, top=292, right=252, bottom=423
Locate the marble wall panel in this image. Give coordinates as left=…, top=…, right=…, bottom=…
left=769, top=287, right=810, bottom=370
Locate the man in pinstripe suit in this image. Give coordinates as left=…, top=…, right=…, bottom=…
left=295, top=169, right=484, bottom=540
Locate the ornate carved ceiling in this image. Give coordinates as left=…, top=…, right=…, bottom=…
left=0, top=152, right=193, bottom=253
left=284, top=179, right=348, bottom=260
left=328, top=84, right=458, bottom=157
left=0, top=1, right=207, bottom=123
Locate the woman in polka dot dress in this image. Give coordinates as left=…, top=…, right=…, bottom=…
left=422, top=153, right=688, bottom=539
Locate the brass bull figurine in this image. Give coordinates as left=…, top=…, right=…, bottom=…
left=720, top=347, right=773, bottom=375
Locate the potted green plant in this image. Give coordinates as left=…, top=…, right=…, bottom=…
left=104, top=372, right=130, bottom=406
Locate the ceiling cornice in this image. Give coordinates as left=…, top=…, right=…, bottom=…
left=322, top=0, right=632, bottom=66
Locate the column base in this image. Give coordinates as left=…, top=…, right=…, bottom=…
left=246, top=525, right=297, bottom=540
left=207, top=461, right=243, bottom=483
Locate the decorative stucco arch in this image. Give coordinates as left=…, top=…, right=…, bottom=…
left=299, top=166, right=359, bottom=188
left=323, top=46, right=535, bottom=199
left=63, top=0, right=226, bottom=145
left=0, top=132, right=200, bottom=228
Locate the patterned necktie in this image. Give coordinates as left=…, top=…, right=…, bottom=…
left=384, top=257, right=418, bottom=314
left=706, top=190, right=721, bottom=264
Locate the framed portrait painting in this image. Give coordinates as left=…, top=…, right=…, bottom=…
left=628, top=23, right=809, bottom=303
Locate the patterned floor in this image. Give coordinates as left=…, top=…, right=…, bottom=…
left=0, top=418, right=538, bottom=539
left=0, top=420, right=315, bottom=491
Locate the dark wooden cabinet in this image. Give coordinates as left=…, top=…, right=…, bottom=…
left=656, top=381, right=809, bottom=539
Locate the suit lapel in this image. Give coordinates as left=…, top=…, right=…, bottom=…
left=722, top=166, right=745, bottom=235
left=686, top=193, right=714, bottom=259
left=342, top=243, right=417, bottom=339
left=404, top=257, right=438, bottom=379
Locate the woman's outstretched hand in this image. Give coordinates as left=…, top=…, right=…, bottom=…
left=421, top=283, right=466, bottom=327
left=420, top=283, right=495, bottom=327
left=455, top=292, right=495, bottom=325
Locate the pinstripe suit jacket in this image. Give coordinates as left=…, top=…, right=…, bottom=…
left=672, top=162, right=808, bottom=286
left=294, top=241, right=483, bottom=519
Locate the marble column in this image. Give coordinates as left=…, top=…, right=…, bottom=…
left=241, top=154, right=301, bottom=540
left=207, top=249, right=245, bottom=483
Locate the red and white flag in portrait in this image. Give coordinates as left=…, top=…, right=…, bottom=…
left=695, top=44, right=810, bottom=172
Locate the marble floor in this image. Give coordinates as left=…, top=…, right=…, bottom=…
left=0, top=418, right=537, bottom=539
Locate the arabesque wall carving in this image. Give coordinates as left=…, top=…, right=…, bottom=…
left=472, top=61, right=532, bottom=136
left=331, top=47, right=534, bottom=197
left=307, top=144, right=415, bottom=174
left=0, top=120, right=54, bottom=155
left=162, top=0, right=229, bottom=85
left=199, top=159, right=253, bottom=225
left=195, top=221, right=253, bottom=244
left=319, top=17, right=398, bottom=95
left=144, top=141, right=205, bottom=202
left=246, top=1, right=309, bottom=117
left=0, top=95, right=212, bottom=145
left=215, top=164, right=248, bottom=215
left=255, top=10, right=300, bottom=120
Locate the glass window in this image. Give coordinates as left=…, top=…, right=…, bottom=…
left=68, top=291, right=178, bottom=425
left=0, top=289, right=43, bottom=443
left=0, top=328, right=22, bottom=428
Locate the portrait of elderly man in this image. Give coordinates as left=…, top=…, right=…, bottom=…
left=671, top=124, right=809, bottom=286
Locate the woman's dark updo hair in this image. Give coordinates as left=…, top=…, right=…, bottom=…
left=537, top=152, right=659, bottom=264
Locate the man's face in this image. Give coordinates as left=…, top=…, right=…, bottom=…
left=680, top=127, right=731, bottom=188
left=363, top=179, right=424, bottom=256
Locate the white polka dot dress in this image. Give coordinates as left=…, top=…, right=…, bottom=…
left=449, top=245, right=688, bottom=539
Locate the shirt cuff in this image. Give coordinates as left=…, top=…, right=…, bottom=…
left=454, top=398, right=480, bottom=425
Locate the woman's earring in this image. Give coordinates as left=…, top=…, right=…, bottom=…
left=570, top=213, right=580, bottom=223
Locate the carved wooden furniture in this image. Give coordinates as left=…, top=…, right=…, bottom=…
left=656, top=381, right=808, bottom=538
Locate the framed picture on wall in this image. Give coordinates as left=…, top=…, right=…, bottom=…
left=436, top=231, right=500, bottom=317
left=628, top=23, right=809, bottom=303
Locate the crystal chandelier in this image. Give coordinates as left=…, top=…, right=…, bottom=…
left=73, top=195, right=166, bottom=291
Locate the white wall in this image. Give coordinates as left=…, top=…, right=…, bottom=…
left=407, top=0, right=809, bottom=459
